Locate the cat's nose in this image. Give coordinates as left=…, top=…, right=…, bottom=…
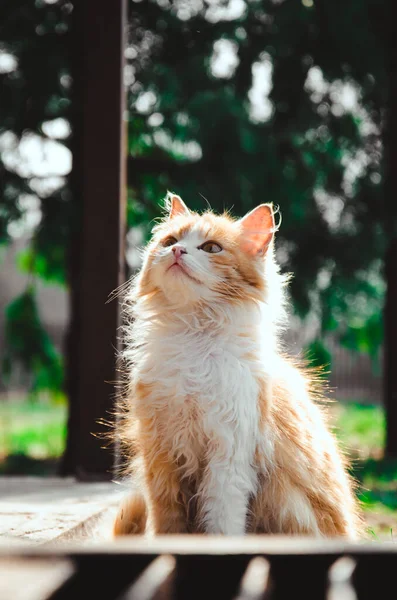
left=172, top=245, right=187, bottom=260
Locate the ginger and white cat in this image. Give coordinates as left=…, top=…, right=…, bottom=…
left=113, top=193, right=362, bottom=538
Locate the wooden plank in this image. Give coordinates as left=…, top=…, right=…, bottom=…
left=2, top=535, right=397, bottom=557
left=235, top=557, right=270, bottom=600
left=125, top=555, right=176, bottom=600
left=0, top=557, right=74, bottom=600
left=62, top=0, right=127, bottom=478
left=2, top=535, right=397, bottom=600
left=0, top=478, right=123, bottom=545
left=328, top=557, right=357, bottom=600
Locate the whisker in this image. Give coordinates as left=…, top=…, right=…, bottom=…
left=106, top=279, right=133, bottom=303
left=199, top=192, right=212, bottom=212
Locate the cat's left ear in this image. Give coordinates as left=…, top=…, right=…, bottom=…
left=238, top=204, right=276, bottom=256
left=165, top=192, right=191, bottom=219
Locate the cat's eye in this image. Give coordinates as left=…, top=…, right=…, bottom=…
left=162, top=236, right=178, bottom=247
left=200, top=241, right=223, bottom=253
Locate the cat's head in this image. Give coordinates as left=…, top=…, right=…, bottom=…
left=135, top=192, right=279, bottom=309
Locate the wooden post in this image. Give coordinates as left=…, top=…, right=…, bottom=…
left=384, top=0, right=397, bottom=458
left=61, top=0, right=127, bottom=478
left=385, top=241, right=397, bottom=457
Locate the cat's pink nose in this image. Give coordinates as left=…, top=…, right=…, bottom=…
left=172, top=245, right=187, bottom=260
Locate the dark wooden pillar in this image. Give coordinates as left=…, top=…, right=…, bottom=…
left=61, top=0, right=127, bottom=478
left=385, top=241, right=397, bottom=457
left=384, top=0, right=397, bottom=457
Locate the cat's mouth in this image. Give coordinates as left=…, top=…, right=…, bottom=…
left=167, top=262, right=202, bottom=284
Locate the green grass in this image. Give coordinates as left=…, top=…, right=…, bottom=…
left=330, top=401, right=397, bottom=537
left=0, top=400, right=67, bottom=461
left=330, top=402, right=385, bottom=459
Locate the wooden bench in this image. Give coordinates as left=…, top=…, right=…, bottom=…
left=1, top=535, right=396, bottom=599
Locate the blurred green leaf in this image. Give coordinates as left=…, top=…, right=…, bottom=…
left=304, top=338, right=332, bottom=373
left=2, top=289, right=64, bottom=401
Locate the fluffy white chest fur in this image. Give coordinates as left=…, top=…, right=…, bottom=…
left=130, top=305, right=266, bottom=534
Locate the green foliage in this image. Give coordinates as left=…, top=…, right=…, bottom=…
left=0, top=400, right=66, bottom=462
left=304, top=338, right=332, bottom=372
left=357, top=457, right=397, bottom=514
left=2, top=289, right=64, bottom=400
left=0, top=1, right=71, bottom=392
left=0, top=0, right=72, bottom=245
left=0, top=0, right=393, bottom=391
left=16, top=245, right=67, bottom=287
left=341, top=313, right=383, bottom=369
left=125, top=0, right=390, bottom=361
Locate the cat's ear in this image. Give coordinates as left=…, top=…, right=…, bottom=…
left=238, top=204, right=276, bottom=255
left=165, top=192, right=191, bottom=219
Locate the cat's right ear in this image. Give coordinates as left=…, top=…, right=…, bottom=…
left=165, top=192, right=191, bottom=219
left=238, top=204, right=276, bottom=255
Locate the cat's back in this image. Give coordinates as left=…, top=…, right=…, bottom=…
left=266, top=353, right=349, bottom=481
left=269, top=354, right=332, bottom=432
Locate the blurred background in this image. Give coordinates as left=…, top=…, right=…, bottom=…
left=0, top=0, right=395, bottom=537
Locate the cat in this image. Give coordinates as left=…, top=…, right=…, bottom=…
left=113, top=192, right=362, bottom=537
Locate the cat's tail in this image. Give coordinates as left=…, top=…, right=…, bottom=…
left=113, top=492, right=147, bottom=536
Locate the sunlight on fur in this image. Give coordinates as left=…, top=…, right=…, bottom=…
left=112, top=192, right=363, bottom=538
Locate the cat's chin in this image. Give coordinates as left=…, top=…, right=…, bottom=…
left=165, top=263, right=202, bottom=285
left=159, top=278, right=209, bottom=309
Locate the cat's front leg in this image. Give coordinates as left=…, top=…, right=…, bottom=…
left=198, top=367, right=260, bottom=535
left=199, top=455, right=257, bottom=535
left=143, top=448, right=187, bottom=534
